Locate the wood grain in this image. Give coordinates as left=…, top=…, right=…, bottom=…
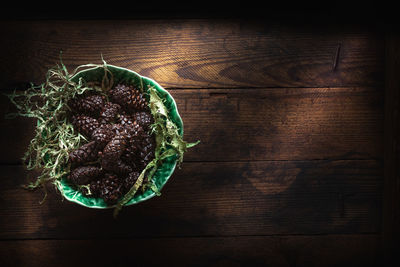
left=0, top=234, right=381, bottom=267
left=0, top=20, right=383, bottom=89
left=0, top=160, right=382, bottom=239
left=0, top=87, right=384, bottom=164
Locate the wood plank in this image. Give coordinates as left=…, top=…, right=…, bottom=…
left=0, top=234, right=381, bottom=267
left=0, top=160, right=382, bottom=239
left=0, top=87, right=384, bottom=163
left=0, top=20, right=383, bottom=89
left=383, top=30, right=400, bottom=266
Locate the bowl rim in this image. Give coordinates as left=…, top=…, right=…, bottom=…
left=56, top=64, right=183, bottom=209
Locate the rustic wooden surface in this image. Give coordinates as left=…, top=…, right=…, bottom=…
left=383, top=29, right=400, bottom=266
left=0, top=19, right=386, bottom=266
left=0, top=87, right=384, bottom=163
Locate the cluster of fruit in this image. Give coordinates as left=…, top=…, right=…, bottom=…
left=67, top=84, right=155, bottom=205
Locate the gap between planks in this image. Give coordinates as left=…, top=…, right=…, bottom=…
left=161, top=85, right=382, bottom=90
left=0, top=158, right=383, bottom=167
left=0, top=232, right=381, bottom=242
left=1, top=86, right=382, bottom=92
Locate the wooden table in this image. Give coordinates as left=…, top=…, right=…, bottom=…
left=0, top=18, right=398, bottom=266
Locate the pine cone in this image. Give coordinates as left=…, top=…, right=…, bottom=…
left=88, top=179, right=102, bottom=197
left=91, top=124, right=115, bottom=149
left=71, top=115, right=99, bottom=137
left=68, top=166, right=103, bottom=185
left=100, top=173, right=123, bottom=205
left=137, top=133, right=156, bottom=169
left=120, top=125, right=144, bottom=167
left=110, top=84, right=148, bottom=112
left=134, top=111, right=153, bottom=131
left=119, top=114, right=137, bottom=129
left=130, top=88, right=148, bottom=111
left=101, top=133, right=128, bottom=162
left=102, top=157, right=133, bottom=175
left=110, top=123, right=125, bottom=136
left=120, top=143, right=138, bottom=167
left=114, top=160, right=133, bottom=175
left=68, top=94, right=104, bottom=116
left=110, top=122, right=141, bottom=142
left=122, top=128, right=155, bottom=170
left=123, top=171, right=140, bottom=192
left=67, top=83, right=157, bottom=206
left=101, top=133, right=132, bottom=174
left=109, top=84, right=130, bottom=105
left=99, top=102, right=121, bottom=124
left=68, top=141, right=99, bottom=166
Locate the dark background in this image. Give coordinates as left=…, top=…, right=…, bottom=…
left=0, top=2, right=399, bottom=266
left=0, top=1, right=391, bottom=20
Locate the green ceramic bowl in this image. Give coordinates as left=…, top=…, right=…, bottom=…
left=56, top=65, right=183, bottom=208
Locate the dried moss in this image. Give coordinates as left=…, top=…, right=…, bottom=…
left=112, top=85, right=200, bottom=217
left=6, top=55, right=110, bottom=202
left=6, top=54, right=199, bottom=216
